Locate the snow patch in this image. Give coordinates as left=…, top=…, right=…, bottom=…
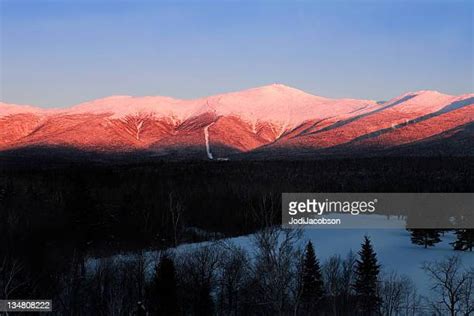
left=204, top=123, right=215, bottom=160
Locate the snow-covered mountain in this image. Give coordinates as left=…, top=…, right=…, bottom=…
left=1, top=84, right=473, bottom=159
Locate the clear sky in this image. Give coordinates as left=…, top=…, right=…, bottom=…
left=0, top=0, right=472, bottom=108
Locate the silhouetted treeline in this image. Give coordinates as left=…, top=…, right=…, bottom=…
left=0, top=157, right=473, bottom=313
left=1, top=157, right=472, bottom=249
left=2, top=226, right=472, bottom=315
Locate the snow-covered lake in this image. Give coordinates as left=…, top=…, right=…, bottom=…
left=89, top=226, right=473, bottom=297
left=220, top=228, right=473, bottom=296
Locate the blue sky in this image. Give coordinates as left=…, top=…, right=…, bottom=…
left=1, top=0, right=472, bottom=107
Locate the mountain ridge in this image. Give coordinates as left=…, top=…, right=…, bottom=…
left=1, top=85, right=472, bottom=159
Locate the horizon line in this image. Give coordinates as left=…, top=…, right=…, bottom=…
left=1, top=83, right=472, bottom=110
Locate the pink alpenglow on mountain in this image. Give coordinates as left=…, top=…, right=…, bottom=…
left=0, top=85, right=473, bottom=158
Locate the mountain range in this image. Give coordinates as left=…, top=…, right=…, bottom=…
left=1, top=84, right=473, bottom=160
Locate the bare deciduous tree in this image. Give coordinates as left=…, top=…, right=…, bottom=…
left=423, top=255, right=473, bottom=316
left=379, top=271, right=416, bottom=316
left=216, top=243, right=250, bottom=315
left=249, top=193, right=279, bottom=228
left=250, top=227, right=303, bottom=315
left=460, top=267, right=474, bottom=316
left=176, top=245, right=221, bottom=315
left=0, top=257, right=26, bottom=300
left=322, top=251, right=357, bottom=315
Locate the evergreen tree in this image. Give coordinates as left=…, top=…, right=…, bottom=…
left=451, top=229, right=474, bottom=251
left=300, top=241, right=324, bottom=308
left=152, top=255, right=179, bottom=315
left=353, top=236, right=381, bottom=315
left=409, top=229, right=442, bottom=248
